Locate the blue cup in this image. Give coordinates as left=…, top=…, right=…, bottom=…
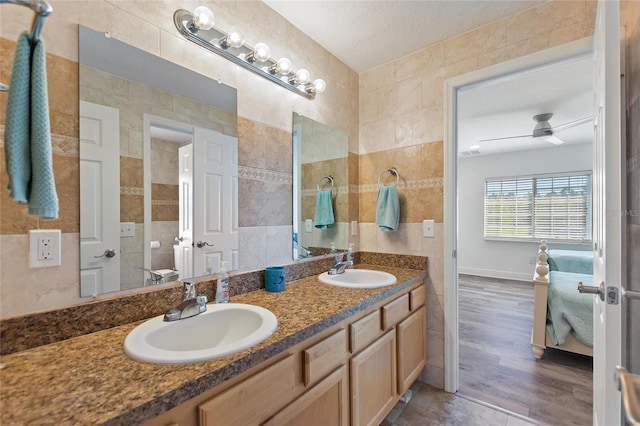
left=265, top=266, right=286, bottom=292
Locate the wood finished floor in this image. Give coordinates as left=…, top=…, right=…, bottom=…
left=458, top=274, right=593, bottom=426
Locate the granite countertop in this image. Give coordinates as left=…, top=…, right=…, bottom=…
left=0, top=264, right=425, bottom=425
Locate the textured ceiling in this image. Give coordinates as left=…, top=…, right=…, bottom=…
left=263, top=0, right=544, bottom=73
left=458, top=55, right=594, bottom=156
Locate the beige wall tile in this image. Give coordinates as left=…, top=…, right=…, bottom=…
left=396, top=43, right=445, bottom=82
left=505, top=1, right=587, bottom=46
left=444, top=20, right=506, bottom=65
left=478, top=36, right=550, bottom=69
left=360, top=62, right=396, bottom=92
left=359, top=117, right=396, bottom=154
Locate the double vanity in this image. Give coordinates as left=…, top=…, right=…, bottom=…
left=0, top=259, right=427, bottom=425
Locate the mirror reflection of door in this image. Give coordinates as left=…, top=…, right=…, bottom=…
left=79, top=101, right=121, bottom=297
left=143, top=115, right=238, bottom=283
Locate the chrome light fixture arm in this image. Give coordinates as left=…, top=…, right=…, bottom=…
left=174, top=9, right=324, bottom=100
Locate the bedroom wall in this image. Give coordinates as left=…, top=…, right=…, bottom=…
left=458, top=143, right=592, bottom=281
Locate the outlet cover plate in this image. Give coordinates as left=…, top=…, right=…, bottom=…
left=423, top=220, right=435, bottom=238
left=29, top=229, right=62, bottom=268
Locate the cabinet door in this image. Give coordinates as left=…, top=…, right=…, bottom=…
left=199, top=354, right=301, bottom=426
left=397, top=307, right=426, bottom=395
left=263, top=365, right=348, bottom=426
left=350, top=330, right=397, bottom=426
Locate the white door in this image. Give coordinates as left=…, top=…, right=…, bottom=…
left=79, top=101, right=120, bottom=296
left=591, top=1, right=623, bottom=425
left=192, top=128, right=239, bottom=275
left=177, top=143, right=193, bottom=279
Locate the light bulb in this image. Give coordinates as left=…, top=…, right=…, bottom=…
left=312, top=79, right=326, bottom=94
left=192, top=6, right=214, bottom=30
left=295, top=68, right=310, bottom=85
left=276, top=57, right=293, bottom=75
left=226, top=27, right=244, bottom=48
left=252, top=42, right=271, bottom=62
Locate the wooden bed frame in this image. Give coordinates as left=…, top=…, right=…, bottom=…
left=531, top=241, right=593, bottom=359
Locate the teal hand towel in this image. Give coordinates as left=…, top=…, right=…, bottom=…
left=4, top=32, right=58, bottom=219
left=28, top=36, right=59, bottom=219
left=5, top=32, right=31, bottom=204
left=314, top=190, right=335, bottom=229
left=376, top=185, right=399, bottom=232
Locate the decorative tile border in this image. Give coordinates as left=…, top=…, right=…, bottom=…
left=358, top=177, right=444, bottom=193
left=121, top=186, right=144, bottom=196
left=238, top=166, right=292, bottom=184
left=301, top=186, right=349, bottom=197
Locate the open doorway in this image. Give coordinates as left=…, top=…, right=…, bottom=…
left=443, top=39, right=597, bottom=425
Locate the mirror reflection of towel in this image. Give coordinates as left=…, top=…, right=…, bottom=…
left=376, top=185, right=399, bottom=231
left=314, top=190, right=335, bottom=229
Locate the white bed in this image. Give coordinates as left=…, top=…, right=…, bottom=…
left=531, top=241, right=593, bottom=359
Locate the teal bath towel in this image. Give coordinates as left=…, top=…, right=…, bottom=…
left=314, top=190, right=335, bottom=229
left=376, top=185, right=399, bottom=232
left=4, top=32, right=58, bottom=219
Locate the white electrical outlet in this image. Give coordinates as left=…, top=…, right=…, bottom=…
left=423, top=220, right=435, bottom=238
left=351, top=220, right=358, bottom=236
left=305, top=219, right=313, bottom=233
left=29, top=229, right=62, bottom=268
left=120, top=222, right=135, bottom=237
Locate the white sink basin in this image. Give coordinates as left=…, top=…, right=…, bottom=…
left=318, top=269, right=397, bottom=289
left=124, top=303, right=278, bottom=364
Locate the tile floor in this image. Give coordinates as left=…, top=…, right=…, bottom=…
left=381, top=381, right=542, bottom=426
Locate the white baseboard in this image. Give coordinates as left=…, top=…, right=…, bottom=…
left=458, top=267, right=530, bottom=282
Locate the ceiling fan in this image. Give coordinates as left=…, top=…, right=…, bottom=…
left=478, top=113, right=592, bottom=145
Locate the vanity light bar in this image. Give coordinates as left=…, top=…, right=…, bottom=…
left=173, top=8, right=325, bottom=100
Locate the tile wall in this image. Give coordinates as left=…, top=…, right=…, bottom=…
left=358, top=0, right=596, bottom=387
left=0, top=0, right=599, bottom=389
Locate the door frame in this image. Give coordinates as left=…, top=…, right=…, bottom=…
left=443, top=37, right=595, bottom=392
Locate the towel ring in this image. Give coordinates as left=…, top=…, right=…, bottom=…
left=378, top=167, right=399, bottom=187
left=317, top=175, right=334, bottom=191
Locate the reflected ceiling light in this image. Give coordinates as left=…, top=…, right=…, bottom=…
left=173, top=8, right=325, bottom=99
left=220, top=26, right=244, bottom=49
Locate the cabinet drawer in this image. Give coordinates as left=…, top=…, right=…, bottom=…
left=409, top=285, right=426, bottom=311
left=349, top=309, right=382, bottom=353
left=199, top=354, right=300, bottom=425
left=303, top=329, right=347, bottom=386
left=381, top=293, right=409, bottom=330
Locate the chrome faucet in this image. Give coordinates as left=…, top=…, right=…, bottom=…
left=299, top=246, right=313, bottom=258
left=163, top=281, right=208, bottom=321
left=328, top=253, right=353, bottom=275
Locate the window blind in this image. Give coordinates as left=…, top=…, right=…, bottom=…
left=484, top=172, right=591, bottom=242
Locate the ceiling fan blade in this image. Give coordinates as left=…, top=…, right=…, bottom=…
left=552, top=116, right=592, bottom=133
left=540, top=135, right=564, bottom=145
left=478, top=134, right=533, bottom=143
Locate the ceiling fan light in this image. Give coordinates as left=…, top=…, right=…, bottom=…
left=542, top=135, right=564, bottom=145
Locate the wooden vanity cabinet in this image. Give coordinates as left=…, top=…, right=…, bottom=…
left=397, top=307, right=426, bottom=395
left=146, top=282, right=427, bottom=426
left=263, top=365, right=349, bottom=426
left=350, top=330, right=397, bottom=426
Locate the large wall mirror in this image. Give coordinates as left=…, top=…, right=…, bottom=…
left=292, top=113, right=349, bottom=260
left=79, top=26, right=238, bottom=297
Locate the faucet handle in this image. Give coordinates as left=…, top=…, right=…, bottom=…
left=335, top=252, right=344, bottom=263
left=182, top=280, right=197, bottom=299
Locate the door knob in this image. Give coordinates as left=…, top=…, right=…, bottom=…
left=196, top=241, right=214, bottom=248
left=577, top=281, right=605, bottom=301
left=94, top=248, right=117, bottom=258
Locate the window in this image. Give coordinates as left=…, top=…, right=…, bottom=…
left=484, top=172, right=592, bottom=242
